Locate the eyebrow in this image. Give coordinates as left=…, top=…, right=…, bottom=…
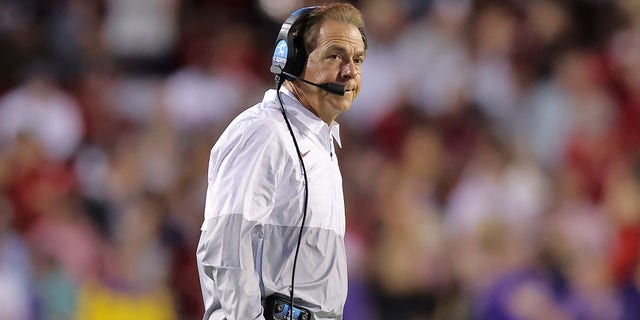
left=326, top=44, right=366, bottom=58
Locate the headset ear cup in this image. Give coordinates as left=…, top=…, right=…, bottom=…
left=271, top=6, right=317, bottom=79
left=288, top=34, right=307, bottom=78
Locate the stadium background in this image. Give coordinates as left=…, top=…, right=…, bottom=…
left=1, top=0, right=640, bottom=319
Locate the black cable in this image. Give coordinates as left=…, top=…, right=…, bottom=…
left=275, top=77, right=309, bottom=320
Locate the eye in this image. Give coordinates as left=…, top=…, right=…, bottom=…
left=354, top=57, right=364, bottom=65
left=328, top=54, right=341, bottom=61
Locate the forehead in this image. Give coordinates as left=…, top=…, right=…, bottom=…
left=314, top=20, right=365, bottom=51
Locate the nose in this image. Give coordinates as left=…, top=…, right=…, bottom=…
left=340, top=61, right=357, bottom=80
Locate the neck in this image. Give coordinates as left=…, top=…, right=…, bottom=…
left=284, top=81, right=335, bottom=124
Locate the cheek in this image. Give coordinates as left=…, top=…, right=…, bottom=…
left=353, top=78, right=362, bottom=96
left=305, top=56, right=330, bottom=78
left=310, top=69, right=331, bottom=83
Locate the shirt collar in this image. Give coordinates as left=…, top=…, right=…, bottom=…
left=271, top=87, right=342, bottom=148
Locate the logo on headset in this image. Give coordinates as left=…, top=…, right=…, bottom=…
left=272, top=40, right=288, bottom=69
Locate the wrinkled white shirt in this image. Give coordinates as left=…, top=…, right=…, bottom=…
left=197, top=87, right=347, bottom=320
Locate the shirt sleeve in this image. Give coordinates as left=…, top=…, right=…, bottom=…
left=200, top=119, right=287, bottom=320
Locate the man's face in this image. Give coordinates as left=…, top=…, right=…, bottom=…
left=299, top=20, right=366, bottom=123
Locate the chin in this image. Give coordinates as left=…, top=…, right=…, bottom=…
left=331, top=97, right=352, bottom=112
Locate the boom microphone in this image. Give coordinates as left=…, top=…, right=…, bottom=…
left=272, top=66, right=346, bottom=96
left=314, top=82, right=346, bottom=96
left=296, top=77, right=346, bottom=96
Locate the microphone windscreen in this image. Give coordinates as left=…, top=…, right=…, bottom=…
left=319, top=83, right=346, bottom=96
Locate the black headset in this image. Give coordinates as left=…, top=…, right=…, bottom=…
left=270, top=6, right=366, bottom=96
left=270, top=6, right=318, bottom=83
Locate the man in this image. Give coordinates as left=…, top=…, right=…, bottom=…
left=196, top=3, right=366, bottom=320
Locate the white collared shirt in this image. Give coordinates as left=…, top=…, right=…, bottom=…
left=197, top=87, right=347, bottom=320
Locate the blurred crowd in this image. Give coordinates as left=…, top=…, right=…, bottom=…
left=1, top=0, right=640, bottom=319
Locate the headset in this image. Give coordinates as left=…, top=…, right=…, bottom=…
left=271, top=7, right=347, bottom=96
left=271, top=7, right=317, bottom=83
